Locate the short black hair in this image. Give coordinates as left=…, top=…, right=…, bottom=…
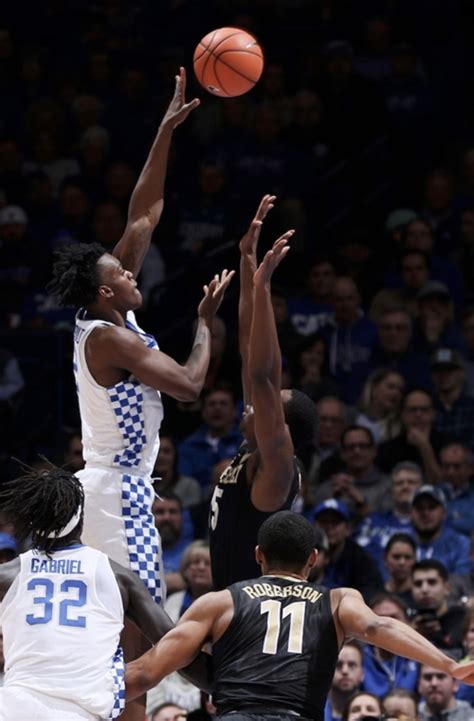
left=258, top=511, right=317, bottom=569
left=412, top=558, right=448, bottom=581
left=283, top=389, right=318, bottom=451
left=0, top=465, right=84, bottom=556
left=384, top=532, right=417, bottom=555
left=341, top=424, right=375, bottom=447
left=47, top=242, right=106, bottom=307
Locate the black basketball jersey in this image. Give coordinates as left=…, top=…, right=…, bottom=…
left=209, top=448, right=300, bottom=591
left=213, top=576, right=339, bottom=720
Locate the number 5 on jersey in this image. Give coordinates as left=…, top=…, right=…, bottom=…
left=260, top=600, right=305, bottom=654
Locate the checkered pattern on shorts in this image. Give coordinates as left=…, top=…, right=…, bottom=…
left=122, top=473, right=163, bottom=603
left=109, top=645, right=126, bottom=720
left=107, top=381, right=147, bottom=468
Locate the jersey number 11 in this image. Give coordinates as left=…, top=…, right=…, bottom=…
left=260, top=600, right=305, bottom=655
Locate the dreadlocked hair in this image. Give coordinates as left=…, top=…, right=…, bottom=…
left=46, top=242, right=106, bottom=307
left=0, top=466, right=84, bottom=556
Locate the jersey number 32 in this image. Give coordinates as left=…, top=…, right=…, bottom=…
left=26, top=578, right=87, bottom=628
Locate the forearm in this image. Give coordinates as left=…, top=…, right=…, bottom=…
left=363, top=616, right=456, bottom=673
left=128, top=122, right=174, bottom=225
left=418, top=443, right=442, bottom=484
left=249, top=284, right=280, bottom=385
left=183, top=318, right=212, bottom=394
left=178, top=651, right=213, bottom=695
left=239, top=253, right=256, bottom=403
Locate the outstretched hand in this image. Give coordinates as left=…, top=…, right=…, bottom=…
left=253, top=231, right=293, bottom=288
left=162, top=67, right=200, bottom=130
left=239, top=194, right=277, bottom=260
left=198, top=269, right=235, bottom=323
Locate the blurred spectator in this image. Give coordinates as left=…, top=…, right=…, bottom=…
left=403, top=220, right=464, bottom=313
left=307, top=396, right=348, bottom=493
left=455, top=609, right=474, bottom=707
left=146, top=542, right=212, bottom=715
left=324, top=641, right=364, bottom=721
left=461, top=307, right=474, bottom=396
left=153, top=434, right=202, bottom=509
left=52, top=178, right=91, bottom=247
left=382, top=533, right=418, bottom=607
left=356, top=462, right=423, bottom=574
left=363, top=593, right=418, bottom=696
left=319, top=276, right=378, bottom=404
left=410, top=487, right=471, bottom=577
left=313, top=499, right=383, bottom=601
left=377, top=390, right=445, bottom=485
left=178, top=385, right=243, bottom=493
left=371, top=249, right=432, bottom=322
left=270, top=285, right=302, bottom=361
left=421, top=169, right=458, bottom=255
left=287, top=257, right=335, bottom=336
left=62, top=431, right=84, bottom=473
left=415, top=284, right=466, bottom=355
left=382, top=688, right=419, bottom=721
left=356, top=368, right=405, bottom=445
left=430, top=350, right=474, bottom=452
left=418, top=664, right=473, bottom=721
left=292, top=334, right=340, bottom=403
left=283, top=90, right=332, bottom=179
left=22, top=129, right=79, bottom=196
left=313, top=425, right=392, bottom=520
left=0, top=532, right=18, bottom=563
left=453, top=208, right=474, bottom=301
left=439, top=443, right=474, bottom=537
left=342, top=691, right=383, bottom=721
left=152, top=491, right=193, bottom=594
left=411, top=559, right=466, bottom=657
left=372, top=308, right=432, bottom=390
left=149, top=703, right=188, bottom=721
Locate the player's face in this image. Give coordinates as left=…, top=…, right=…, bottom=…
left=96, top=254, right=142, bottom=311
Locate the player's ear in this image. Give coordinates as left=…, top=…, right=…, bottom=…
left=98, top=284, right=114, bottom=299
left=255, top=545, right=264, bottom=565
left=307, top=548, right=318, bottom=570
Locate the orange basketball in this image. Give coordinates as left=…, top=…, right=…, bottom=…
left=193, top=27, right=264, bottom=98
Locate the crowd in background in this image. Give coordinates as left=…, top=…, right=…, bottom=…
left=2, top=1, right=474, bottom=720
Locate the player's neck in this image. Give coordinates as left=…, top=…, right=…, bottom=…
left=264, top=570, right=305, bottom=581
left=85, top=302, right=127, bottom=327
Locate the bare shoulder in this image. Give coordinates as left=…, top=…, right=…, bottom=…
left=87, top=324, right=140, bottom=352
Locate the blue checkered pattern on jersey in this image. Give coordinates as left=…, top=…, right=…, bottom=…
left=107, top=381, right=147, bottom=468
left=122, top=473, right=163, bottom=603
left=109, top=645, right=126, bottom=720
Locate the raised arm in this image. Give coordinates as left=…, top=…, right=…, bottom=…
left=125, top=591, right=229, bottom=701
left=88, top=269, right=234, bottom=399
left=239, top=195, right=276, bottom=406
left=249, top=234, right=296, bottom=511
left=113, top=67, right=200, bottom=277
left=334, top=587, right=474, bottom=682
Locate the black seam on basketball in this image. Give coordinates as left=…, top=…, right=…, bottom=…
left=213, top=50, right=262, bottom=84
left=194, top=42, right=210, bottom=63
left=213, top=53, right=231, bottom=96
left=199, top=29, right=219, bottom=82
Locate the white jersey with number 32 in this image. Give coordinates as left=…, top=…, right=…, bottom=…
left=0, top=544, right=124, bottom=718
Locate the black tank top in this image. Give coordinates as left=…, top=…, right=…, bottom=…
left=209, top=448, right=300, bottom=591
left=213, top=576, right=339, bottom=720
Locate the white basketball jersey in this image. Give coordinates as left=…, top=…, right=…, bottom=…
left=0, top=545, right=124, bottom=718
left=73, top=309, right=164, bottom=476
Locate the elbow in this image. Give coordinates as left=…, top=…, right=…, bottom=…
left=361, top=616, right=393, bottom=642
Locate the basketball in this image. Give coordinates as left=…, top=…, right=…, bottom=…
left=193, top=27, right=264, bottom=97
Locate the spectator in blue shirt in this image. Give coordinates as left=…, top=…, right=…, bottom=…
left=355, top=460, right=423, bottom=574
left=362, top=593, right=419, bottom=697
left=440, top=442, right=474, bottom=536
left=411, top=486, right=471, bottom=576
left=324, top=641, right=365, bottom=721
left=178, top=384, right=243, bottom=493
left=152, top=491, right=195, bottom=595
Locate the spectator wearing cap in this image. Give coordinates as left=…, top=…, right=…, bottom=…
left=313, top=498, right=383, bottom=601
left=0, top=532, right=18, bottom=564
left=415, top=283, right=467, bottom=356
left=430, top=349, right=474, bottom=452
left=411, top=559, right=467, bottom=657
left=371, top=308, right=432, bottom=390
left=312, top=425, right=392, bottom=521
left=356, top=461, right=423, bottom=575
left=377, top=389, right=448, bottom=485
left=411, top=485, right=471, bottom=576
left=439, top=443, right=474, bottom=536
